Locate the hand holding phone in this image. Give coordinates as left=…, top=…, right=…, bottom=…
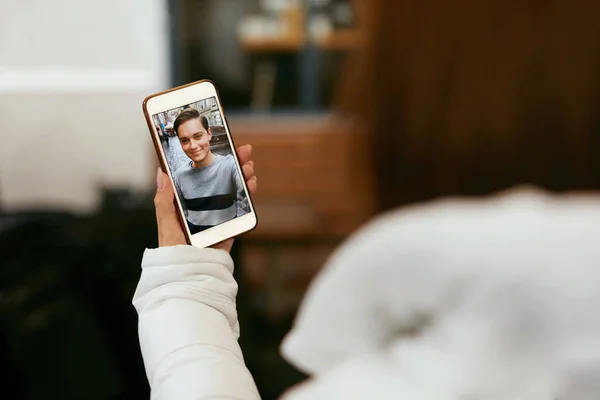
left=154, top=144, right=257, bottom=251
left=144, top=80, right=258, bottom=248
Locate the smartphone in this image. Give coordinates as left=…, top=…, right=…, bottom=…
left=143, top=80, right=257, bottom=248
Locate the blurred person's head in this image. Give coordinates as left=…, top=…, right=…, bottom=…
left=174, top=108, right=213, bottom=166
left=340, top=0, right=600, bottom=213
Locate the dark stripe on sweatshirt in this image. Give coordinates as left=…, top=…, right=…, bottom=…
left=184, top=193, right=235, bottom=212
left=187, top=221, right=212, bottom=235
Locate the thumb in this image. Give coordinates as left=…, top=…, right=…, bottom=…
left=154, top=168, right=187, bottom=247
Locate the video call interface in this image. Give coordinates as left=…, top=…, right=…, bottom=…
left=152, top=97, right=250, bottom=234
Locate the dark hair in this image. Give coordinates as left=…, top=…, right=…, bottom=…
left=339, top=0, right=600, bottom=213
left=173, top=108, right=209, bottom=136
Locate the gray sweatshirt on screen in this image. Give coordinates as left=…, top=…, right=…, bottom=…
left=173, top=154, right=249, bottom=233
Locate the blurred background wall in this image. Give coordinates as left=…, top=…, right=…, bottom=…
left=0, top=0, right=168, bottom=212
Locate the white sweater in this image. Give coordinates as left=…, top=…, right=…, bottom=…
left=133, top=188, right=600, bottom=399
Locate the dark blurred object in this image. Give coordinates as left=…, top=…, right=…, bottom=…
left=0, top=190, right=156, bottom=399
left=171, top=0, right=358, bottom=111
left=0, top=188, right=307, bottom=399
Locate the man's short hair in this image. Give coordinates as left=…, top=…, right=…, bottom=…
left=173, top=108, right=209, bottom=136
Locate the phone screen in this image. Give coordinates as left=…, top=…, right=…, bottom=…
left=151, top=96, right=250, bottom=235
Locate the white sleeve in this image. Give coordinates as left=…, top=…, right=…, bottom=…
left=133, top=245, right=260, bottom=400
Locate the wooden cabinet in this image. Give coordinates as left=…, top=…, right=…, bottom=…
left=230, top=115, right=371, bottom=239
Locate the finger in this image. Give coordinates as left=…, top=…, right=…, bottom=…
left=154, top=168, right=187, bottom=247
left=237, top=144, right=252, bottom=165
left=242, top=161, right=254, bottom=180
left=247, top=176, right=257, bottom=195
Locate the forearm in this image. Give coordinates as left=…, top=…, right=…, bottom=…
left=134, top=246, right=260, bottom=400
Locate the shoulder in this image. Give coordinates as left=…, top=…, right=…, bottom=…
left=173, top=163, right=190, bottom=178
left=302, top=185, right=600, bottom=305
left=217, top=154, right=237, bottom=174
left=219, top=154, right=236, bottom=168
left=280, top=187, right=600, bottom=374
left=342, top=186, right=600, bottom=253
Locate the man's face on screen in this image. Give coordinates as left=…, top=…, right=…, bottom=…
left=177, top=118, right=212, bottom=164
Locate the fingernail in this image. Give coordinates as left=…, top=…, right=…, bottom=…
left=156, top=168, right=165, bottom=190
